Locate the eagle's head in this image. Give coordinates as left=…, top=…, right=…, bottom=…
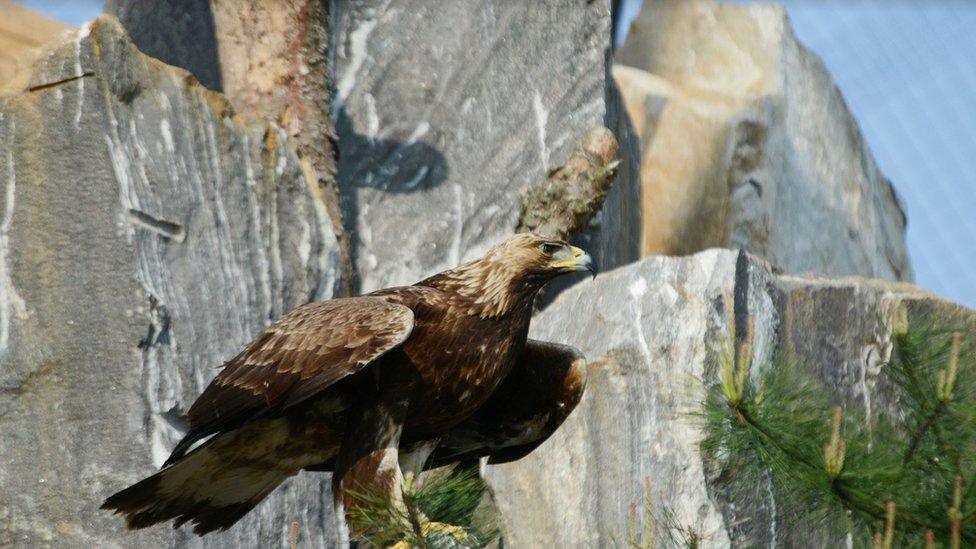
left=481, top=233, right=595, bottom=281
left=427, top=233, right=594, bottom=317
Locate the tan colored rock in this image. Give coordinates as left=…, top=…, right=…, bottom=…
left=0, top=1, right=70, bottom=92
left=614, top=66, right=737, bottom=257
left=615, top=0, right=912, bottom=282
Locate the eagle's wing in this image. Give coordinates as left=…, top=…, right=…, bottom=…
left=428, top=339, right=587, bottom=468
left=165, top=296, right=414, bottom=465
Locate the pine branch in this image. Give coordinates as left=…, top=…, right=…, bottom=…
left=345, top=465, right=497, bottom=548
left=700, top=318, right=976, bottom=545
left=734, top=405, right=820, bottom=472
left=903, top=401, right=946, bottom=464
left=905, top=333, right=962, bottom=465
left=404, top=489, right=430, bottom=549
left=735, top=400, right=940, bottom=532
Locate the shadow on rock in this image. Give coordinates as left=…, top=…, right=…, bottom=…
left=107, top=0, right=223, bottom=92
left=335, top=105, right=450, bottom=293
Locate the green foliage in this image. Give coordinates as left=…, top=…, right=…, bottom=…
left=700, top=315, right=976, bottom=547
left=345, top=465, right=499, bottom=548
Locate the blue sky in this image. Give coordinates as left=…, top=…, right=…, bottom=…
left=23, top=1, right=976, bottom=307
left=772, top=2, right=976, bottom=308
left=17, top=0, right=100, bottom=26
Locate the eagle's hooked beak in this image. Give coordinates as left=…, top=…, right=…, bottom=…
left=551, top=245, right=596, bottom=279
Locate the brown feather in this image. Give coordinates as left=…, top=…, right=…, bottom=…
left=166, top=296, right=413, bottom=465
left=425, top=339, right=587, bottom=467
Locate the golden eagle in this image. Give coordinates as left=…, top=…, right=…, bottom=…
left=102, top=233, right=592, bottom=535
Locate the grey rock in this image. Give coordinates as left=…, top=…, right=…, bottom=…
left=485, top=250, right=959, bottom=547
left=109, top=0, right=352, bottom=295
left=332, top=0, right=640, bottom=293
left=0, top=17, right=342, bottom=548
left=615, top=0, right=912, bottom=282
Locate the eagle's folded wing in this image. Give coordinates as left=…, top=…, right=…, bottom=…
left=429, top=339, right=587, bottom=467
left=164, top=296, right=414, bottom=465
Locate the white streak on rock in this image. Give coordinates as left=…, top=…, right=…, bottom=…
left=407, top=121, right=430, bottom=144
left=335, top=17, right=378, bottom=111
left=265, top=132, right=286, bottom=314
left=142, top=335, right=164, bottom=466
left=104, top=136, right=139, bottom=225
left=297, top=216, right=311, bottom=274
left=449, top=183, right=463, bottom=267
left=364, top=93, right=379, bottom=139
left=102, top=87, right=187, bottom=465
left=403, top=165, right=429, bottom=190
left=159, top=119, right=174, bottom=153
left=149, top=416, right=170, bottom=467
left=1, top=119, right=28, bottom=354
left=202, top=106, right=249, bottom=341
left=55, top=58, right=65, bottom=103
left=73, top=22, right=91, bottom=130
left=859, top=335, right=890, bottom=444
left=242, top=134, right=273, bottom=321
left=628, top=276, right=653, bottom=367
left=275, top=147, right=287, bottom=177
left=766, top=473, right=778, bottom=547
left=128, top=120, right=154, bottom=198
left=532, top=91, right=549, bottom=172
left=304, top=182, right=337, bottom=302
left=860, top=349, right=873, bottom=433
left=358, top=202, right=378, bottom=273
left=101, top=75, right=141, bottom=238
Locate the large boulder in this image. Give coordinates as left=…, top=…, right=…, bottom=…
left=615, top=0, right=912, bottom=282
left=0, top=17, right=342, bottom=547
left=485, top=249, right=960, bottom=547
left=332, top=0, right=640, bottom=292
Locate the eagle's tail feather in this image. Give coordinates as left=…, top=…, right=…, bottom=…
left=101, top=440, right=289, bottom=535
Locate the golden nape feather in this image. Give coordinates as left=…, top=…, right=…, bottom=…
left=103, top=234, right=593, bottom=535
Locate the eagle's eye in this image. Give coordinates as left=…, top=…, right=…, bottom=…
left=540, top=242, right=562, bottom=256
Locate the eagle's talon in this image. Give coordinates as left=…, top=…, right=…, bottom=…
left=386, top=520, right=470, bottom=548
left=422, top=520, right=471, bottom=543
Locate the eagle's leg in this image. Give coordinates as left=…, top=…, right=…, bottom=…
left=333, top=391, right=410, bottom=529
left=398, top=438, right=440, bottom=490
left=397, top=439, right=475, bottom=547
left=335, top=401, right=468, bottom=546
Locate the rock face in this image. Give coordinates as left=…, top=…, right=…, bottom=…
left=108, top=0, right=352, bottom=295
left=0, top=17, right=342, bottom=548
left=614, top=0, right=912, bottom=282
left=485, top=249, right=958, bottom=547
left=332, top=0, right=640, bottom=293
